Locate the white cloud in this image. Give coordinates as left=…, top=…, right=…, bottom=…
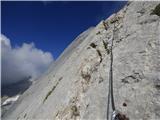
left=1, top=34, right=54, bottom=85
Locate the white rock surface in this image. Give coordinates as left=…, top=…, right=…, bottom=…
left=3, top=1, right=160, bottom=120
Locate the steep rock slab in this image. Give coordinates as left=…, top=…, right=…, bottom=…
left=3, top=1, right=160, bottom=120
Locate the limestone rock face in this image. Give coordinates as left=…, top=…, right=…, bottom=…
left=3, top=1, right=160, bottom=120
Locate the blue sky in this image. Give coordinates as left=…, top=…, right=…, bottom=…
left=2, top=1, right=127, bottom=59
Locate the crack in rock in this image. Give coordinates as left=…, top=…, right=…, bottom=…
left=121, top=72, right=144, bottom=84
left=43, top=77, right=63, bottom=103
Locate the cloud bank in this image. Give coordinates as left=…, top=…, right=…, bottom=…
left=1, top=34, right=54, bottom=86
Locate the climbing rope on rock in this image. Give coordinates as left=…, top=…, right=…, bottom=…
left=103, top=19, right=129, bottom=120
left=104, top=20, right=116, bottom=120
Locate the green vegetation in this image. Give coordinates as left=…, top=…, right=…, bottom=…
left=110, top=18, right=118, bottom=24
left=90, top=43, right=97, bottom=48
left=103, top=40, right=110, bottom=54
left=81, top=70, right=91, bottom=84
left=96, top=49, right=102, bottom=63
left=151, top=4, right=160, bottom=16
left=24, top=114, right=27, bottom=118
left=155, top=84, right=160, bottom=90
left=71, top=105, right=80, bottom=118
left=43, top=86, right=56, bottom=103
